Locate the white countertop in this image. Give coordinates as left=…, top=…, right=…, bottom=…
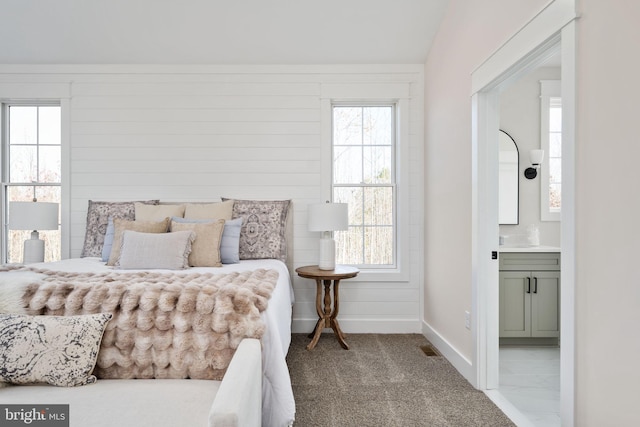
left=499, top=245, right=561, bottom=253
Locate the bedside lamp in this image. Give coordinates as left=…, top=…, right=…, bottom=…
left=307, top=202, right=348, bottom=270
left=9, top=201, right=59, bottom=264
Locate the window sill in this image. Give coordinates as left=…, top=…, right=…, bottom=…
left=339, top=266, right=410, bottom=283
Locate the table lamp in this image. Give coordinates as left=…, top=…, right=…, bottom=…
left=307, top=202, right=348, bottom=270
left=9, top=201, right=59, bottom=264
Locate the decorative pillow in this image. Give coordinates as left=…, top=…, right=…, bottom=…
left=170, top=220, right=225, bottom=267
left=116, top=230, right=195, bottom=270
left=81, top=200, right=159, bottom=258
left=222, top=198, right=290, bottom=262
left=219, top=217, right=243, bottom=264
left=101, top=217, right=115, bottom=262
left=171, top=217, right=243, bottom=264
left=0, top=313, right=112, bottom=387
left=184, top=200, right=234, bottom=220
left=135, top=203, right=186, bottom=221
left=106, top=218, right=170, bottom=266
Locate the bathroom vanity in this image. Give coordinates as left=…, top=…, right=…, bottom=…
left=499, top=247, right=560, bottom=345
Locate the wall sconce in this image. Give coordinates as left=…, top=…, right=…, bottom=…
left=524, top=149, right=544, bottom=179
left=307, top=201, right=349, bottom=270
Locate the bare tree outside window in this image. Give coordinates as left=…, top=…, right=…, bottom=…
left=332, top=105, right=395, bottom=266
left=548, top=98, right=562, bottom=211
left=3, top=104, right=61, bottom=263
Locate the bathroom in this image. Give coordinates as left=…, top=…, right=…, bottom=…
left=497, top=53, right=562, bottom=427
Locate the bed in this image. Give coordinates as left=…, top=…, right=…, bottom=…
left=0, top=198, right=297, bottom=427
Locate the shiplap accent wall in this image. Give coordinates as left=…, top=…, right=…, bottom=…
left=0, top=65, right=424, bottom=333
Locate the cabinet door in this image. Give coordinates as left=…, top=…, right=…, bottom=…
left=499, top=271, right=531, bottom=337
left=531, top=271, right=560, bottom=337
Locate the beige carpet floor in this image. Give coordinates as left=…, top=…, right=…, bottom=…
left=286, top=333, right=515, bottom=427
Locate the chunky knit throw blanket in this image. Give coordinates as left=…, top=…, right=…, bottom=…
left=0, top=267, right=278, bottom=381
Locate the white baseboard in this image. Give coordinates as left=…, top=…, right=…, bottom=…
left=292, top=318, right=421, bottom=334
left=421, top=320, right=476, bottom=386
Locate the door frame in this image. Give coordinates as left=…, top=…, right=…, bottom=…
left=470, top=1, right=577, bottom=425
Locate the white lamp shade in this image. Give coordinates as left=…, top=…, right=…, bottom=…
left=9, top=202, right=59, bottom=230
left=529, top=149, right=544, bottom=166
left=308, top=203, right=348, bottom=232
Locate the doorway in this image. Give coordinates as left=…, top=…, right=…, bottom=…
left=470, top=4, right=577, bottom=427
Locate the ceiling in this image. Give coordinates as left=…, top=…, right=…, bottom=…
left=0, top=0, right=449, bottom=65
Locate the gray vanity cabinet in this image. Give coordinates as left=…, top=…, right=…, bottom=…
left=499, top=252, right=560, bottom=339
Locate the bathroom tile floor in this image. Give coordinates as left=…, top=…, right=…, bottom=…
left=499, top=346, right=561, bottom=427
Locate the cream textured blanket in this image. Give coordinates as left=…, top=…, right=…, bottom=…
left=0, top=267, right=278, bottom=381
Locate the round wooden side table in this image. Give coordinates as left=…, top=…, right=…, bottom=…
left=295, top=265, right=359, bottom=350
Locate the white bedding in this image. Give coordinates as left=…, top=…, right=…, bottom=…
left=26, top=257, right=296, bottom=427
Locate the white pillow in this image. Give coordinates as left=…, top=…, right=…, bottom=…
left=116, top=230, right=195, bottom=270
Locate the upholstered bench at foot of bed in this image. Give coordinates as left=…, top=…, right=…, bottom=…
left=0, top=338, right=262, bottom=427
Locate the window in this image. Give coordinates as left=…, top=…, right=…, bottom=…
left=332, top=104, right=396, bottom=267
left=2, top=103, right=62, bottom=263
left=540, top=80, right=561, bottom=221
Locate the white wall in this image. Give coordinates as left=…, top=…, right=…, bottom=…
left=423, top=0, right=551, bottom=365
left=574, top=0, right=640, bottom=425
left=425, top=0, right=640, bottom=424
left=0, top=64, right=425, bottom=335
left=499, top=66, right=561, bottom=246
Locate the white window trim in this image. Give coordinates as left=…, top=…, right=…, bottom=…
left=540, top=80, right=561, bottom=221
left=0, top=83, right=71, bottom=260
left=320, top=83, right=410, bottom=282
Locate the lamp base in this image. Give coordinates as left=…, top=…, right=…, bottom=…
left=23, top=230, right=45, bottom=264
left=318, top=236, right=336, bottom=270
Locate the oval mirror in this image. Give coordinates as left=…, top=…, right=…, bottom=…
left=499, top=130, right=519, bottom=225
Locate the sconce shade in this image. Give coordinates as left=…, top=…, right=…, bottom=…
left=529, top=149, right=544, bottom=166
left=9, top=202, right=59, bottom=230
left=307, top=203, right=348, bottom=232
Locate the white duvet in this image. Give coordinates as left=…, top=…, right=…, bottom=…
left=26, top=257, right=296, bottom=427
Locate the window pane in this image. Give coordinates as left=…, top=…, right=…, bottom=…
left=39, top=106, right=61, bottom=145
left=334, top=187, right=363, bottom=224
left=364, top=226, right=393, bottom=264
left=332, top=103, right=396, bottom=267
left=9, top=106, right=37, bottom=145
left=334, top=146, right=362, bottom=184
left=335, top=227, right=364, bottom=265
left=9, top=145, right=37, bottom=182
left=549, top=158, right=562, bottom=185
left=364, top=187, right=393, bottom=225
left=39, top=146, right=61, bottom=182
left=363, top=146, right=392, bottom=184
left=549, top=133, right=562, bottom=157
left=549, top=104, right=562, bottom=132
left=363, top=107, right=392, bottom=145
left=549, top=184, right=562, bottom=210
left=333, top=107, right=362, bottom=146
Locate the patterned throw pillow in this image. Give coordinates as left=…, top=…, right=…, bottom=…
left=0, top=313, right=112, bottom=387
left=81, top=200, right=159, bottom=258
left=222, top=198, right=290, bottom=262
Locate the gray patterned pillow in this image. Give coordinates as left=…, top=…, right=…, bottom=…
left=80, top=200, right=159, bottom=257
left=222, top=198, right=290, bottom=262
left=0, top=313, right=112, bottom=387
